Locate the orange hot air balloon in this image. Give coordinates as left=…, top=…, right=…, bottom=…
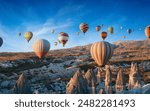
left=90, top=41, right=114, bottom=67
left=79, top=23, right=89, bottom=34
left=100, top=31, right=107, bottom=40
left=96, top=25, right=101, bottom=32
left=145, top=25, right=150, bottom=39
left=32, top=39, right=50, bottom=59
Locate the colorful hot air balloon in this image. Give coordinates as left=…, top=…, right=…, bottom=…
left=32, top=39, right=50, bottom=59
left=58, top=32, right=69, bottom=47
left=79, top=23, right=89, bottom=34
left=0, top=37, right=3, bottom=47
left=90, top=41, right=114, bottom=67
left=145, top=25, right=150, bottom=39
left=51, top=29, right=55, bottom=34
left=108, top=27, right=114, bottom=34
left=127, top=29, right=132, bottom=34
left=54, top=42, right=58, bottom=46
left=24, top=31, right=33, bottom=42
left=96, top=25, right=101, bottom=32
left=100, top=31, right=107, bottom=40
left=18, top=32, right=21, bottom=37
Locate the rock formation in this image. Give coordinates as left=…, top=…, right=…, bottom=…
left=128, top=62, right=141, bottom=90
left=105, top=66, right=113, bottom=94
left=115, top=68, right=126, bottom=93
left=13, top=73, right=31, bottom=94
left=85, top=69, right=97, bottom=94
left=66, top=69, right=88, bottom=94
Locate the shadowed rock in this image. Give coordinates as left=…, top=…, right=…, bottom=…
left=66, top=69, right=88, bottom=94
left=128, top=62, right=141, bottom=90
left=85, top=69, right=97, bottom=94
left=105, top=66, right=112, bottom=94
left=13, top=73, right=31, bottom=94
left=116, top=68, right=126, bottom=93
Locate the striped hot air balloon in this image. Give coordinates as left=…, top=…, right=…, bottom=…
left=96, top=25, right=101, bottom=32
left=79, top=23, right=89, bottom=34
left=90, top=41, right=114, bottom=67
left=108, top=27, right=114, bottom=34
left=145, top=25, right=150, bottom=39
left=0, top=37, right=3, bottom=47
left=24, top=31, right=33, bottom=42
left=32, top=39, right=50, bottom=59
left=100, top=32, right=107, bottom=40
left=58, top=32, right=69, bottom=47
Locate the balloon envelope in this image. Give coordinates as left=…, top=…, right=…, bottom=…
left=90, top=41, right=114, bottom=67
left=145, top=25, right=150, bottom=39
left=32, top=39, right=50, bottom=59
left=96, top=25, right=101, bottom=32
left=18, top=32, right=21, bottom=36
left=108, top=27, right=114, bottom=34
left=58, top=32, right=69, bottom=46
left=51, top=29, right=55, bottom=34
left=100, top=32, right=107, bottom=40
left=24, top=31, right=33, bottom=42
left=79, top=23, right=89, bottom=34
left=127, top=29, right=132, bottom=34
left=0, top=37, right=3, bottom=47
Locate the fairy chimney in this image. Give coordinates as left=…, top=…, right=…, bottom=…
left=97, top=67, right=103, bottom=83
left=128, top=62, right=141, bottom=90
left=66, top=69, right=88, bottom=94
left=115, top=68, right=126, bottom=93
left=105, top=66, right=113, bottom=94
left=85, top=69, right=97, bottom=94
left=13, top=73, right=31, bottom=94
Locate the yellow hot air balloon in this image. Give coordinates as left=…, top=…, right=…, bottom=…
left=96, top=25, right=101, bottom=32
left=108, top=27, right=114, bottom=34
left=145, top=25, right=150, bottom=39
left=79, top=23, right=89, bottom=34
left=90, top=41, right=114, bottom=67
left=32, top=39, right=50, bottom=59
left=18, top=32, right=21, bottom=37
left=58, top=32, right=69, bottom=47
left=100, top=31, right=107, bottom=40
left=24, top=31, right=33, bottom=42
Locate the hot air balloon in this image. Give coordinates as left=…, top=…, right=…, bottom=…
left=18, top=32, right=21, bottom=37
left=32, top=39, right=50, bottom=59
left=108, top=27, right=114, bottom=34
left=145, top=25, right=150, bottom=39
left=79, top=23, right=89, bottom=34
left=0, top=37, right=3, bottom=47
left=127, top=29, right=132, bottom=34
left=51, top=29, right=55, bottom=34
left=24, top=31, right=33, bottom=42
left=90, top=41, right=114, bottom=67
left=54, top=42, right=58, bottom=46
left=76, top=32, right=80, bottom=36
left=96, top=25, right=101, bottom=32
left=100, top=31, right=107, bottom=40
left=58, top=32, right=69, bottom=46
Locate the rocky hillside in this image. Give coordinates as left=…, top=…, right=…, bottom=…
left=0, top=40, right=150, bottom=94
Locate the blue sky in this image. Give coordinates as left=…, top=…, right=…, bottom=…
left=0, top=0, right=149, bottom=52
